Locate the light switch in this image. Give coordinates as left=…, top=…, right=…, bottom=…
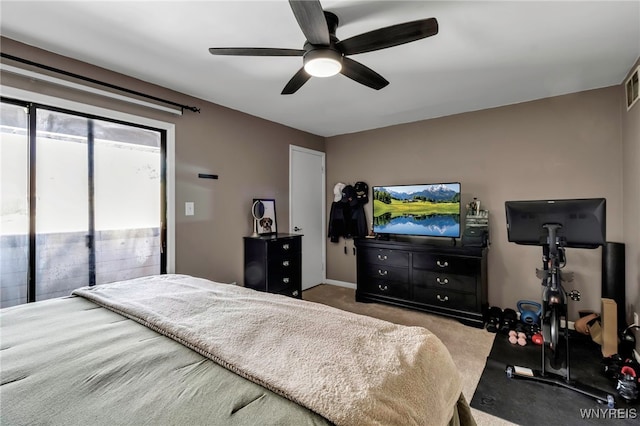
left=185, top=202, right=195, bottom=216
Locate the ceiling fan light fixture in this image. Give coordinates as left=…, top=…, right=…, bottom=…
left=303, top=49, right=342, bottom=77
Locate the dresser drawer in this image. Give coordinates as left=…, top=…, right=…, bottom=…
left=363, top=264, right=408, bottom=282
left=268, top=257, right=300, bottom=272
left=413, top=288, right=477, bottom=311
left=361, top=278, right=409, bottom=299
left=268, top=263, right=300, bottom=287
left=267, top=238, right=301, bottom=257
left=413, top=270, right=477, bottom=293
left=267, top=273, right=300, bottom=293
left=412, top=253, right=479, bottom=275
left=272, top=287, right=301, bottom=299
left=361, top=248, right=409, bottom=267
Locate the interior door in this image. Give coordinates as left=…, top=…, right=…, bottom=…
left=289, top=145, right=325, bottom=291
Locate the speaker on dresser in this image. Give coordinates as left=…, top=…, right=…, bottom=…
left=602, top=241, right=625, bottom=330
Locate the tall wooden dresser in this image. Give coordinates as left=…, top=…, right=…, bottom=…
left=355, top=238, right=488, bottom=327
left=243, top=233, right=302, bottom=299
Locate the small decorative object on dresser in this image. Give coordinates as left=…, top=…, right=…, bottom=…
left=355, top=238, right=488, bottom=327
left=252, top=198, right=277, bottom=235
left=462, top=209, right=490, bottom=248
left=244, top=233, right=302, bottom=298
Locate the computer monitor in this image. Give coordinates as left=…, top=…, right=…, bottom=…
left=505, top=198, right=606, bottom=248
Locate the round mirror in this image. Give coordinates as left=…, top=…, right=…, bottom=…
left=252, top=200, right=265, bottom=220
left=251, top=200, right=265, bottom=237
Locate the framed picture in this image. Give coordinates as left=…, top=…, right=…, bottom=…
left=253, top=198, right=277, bottom=235
left=626, top=65, right=639, bottom=111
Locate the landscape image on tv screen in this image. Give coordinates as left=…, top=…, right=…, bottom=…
left=373, top=183, right=461, bottom=237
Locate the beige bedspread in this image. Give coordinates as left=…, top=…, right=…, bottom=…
left=72, top=274, right=463, bottom=426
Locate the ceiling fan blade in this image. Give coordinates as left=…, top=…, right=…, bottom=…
left=337, top=18, right=438, bottom=55
left=340, top=57, right=389, bottom=90
left=288, top=0, right=330, bottom=45
left=281, top=68, right=312, bottom=95
left=209, top=48, right=304, bottom=56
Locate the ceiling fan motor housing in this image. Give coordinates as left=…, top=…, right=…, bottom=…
left=302, top=12, right=342, bottom=77
left=303, top=47, right=343, bottom=77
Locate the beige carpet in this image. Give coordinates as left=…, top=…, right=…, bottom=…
left=303, top=284, right=517, bottom=426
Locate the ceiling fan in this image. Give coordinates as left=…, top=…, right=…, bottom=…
left=209, top=0, right=438, bottom=95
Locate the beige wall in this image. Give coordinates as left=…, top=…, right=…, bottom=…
left=2, top=37, right=636, bottom=326
left=0, top=37, right=324, bottom=285
left=326, top=87, right=625, bottom=320
left=621, top=58, right=640, bottom=352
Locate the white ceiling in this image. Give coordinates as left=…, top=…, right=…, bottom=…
left=1, top=1, right=639, bottom=137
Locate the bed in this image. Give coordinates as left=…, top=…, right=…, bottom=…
left=0, top=274, right=475, bottom=425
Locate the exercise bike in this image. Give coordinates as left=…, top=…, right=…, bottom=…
left=538, top=224, right=574, bottom=373
left=504, top=199, right=615, bottom=408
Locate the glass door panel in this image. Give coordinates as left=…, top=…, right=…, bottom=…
left=35, top=109, right=89, bottom=300
left=0, top=102, right=29, bottom=307
left=93, top=119, right=162, bottom=284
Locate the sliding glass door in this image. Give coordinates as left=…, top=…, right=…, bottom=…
left=0, top=102, right=29, bottom=306
left=93, top=118, right=163, bottom=284
left=0, top=100, right=166, bottom=307
left=35, top=109, right=90, bottom=300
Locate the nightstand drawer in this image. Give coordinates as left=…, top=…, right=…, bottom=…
left=272, top=287, right=301, bottom=299
left=413, top=270, right=476, bottom=293
left=267, top=238, right=301, bottom=257
left=268, top=267, right=300, bottom=289
left=268, top=257, right=300, bottom=272
left=361, top=248, right=409, bottom=267
left=413, top=288, right=477, bottom=311
left=412, top=253, right=479, bottom=275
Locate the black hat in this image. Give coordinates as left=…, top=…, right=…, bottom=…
left=354, top=181, right=369, bottom=204
left=341, top=185, right=358, bottom=207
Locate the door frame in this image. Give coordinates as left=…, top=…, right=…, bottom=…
left=1, top=86, right=176, bottom=274
left=289, top=145, right=326, bottom=288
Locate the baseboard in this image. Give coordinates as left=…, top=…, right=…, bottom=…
left=324, top=279, right=356, bottom=290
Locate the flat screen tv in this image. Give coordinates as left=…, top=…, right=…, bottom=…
left=505, top=198, right=606, bottom=249
left=372, top=183, right=461, bottom=238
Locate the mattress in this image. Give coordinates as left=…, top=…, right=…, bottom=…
left=0, top=274, right=475, bottom=425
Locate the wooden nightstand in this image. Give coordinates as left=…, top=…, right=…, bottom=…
left=243, top=233, right=302, bottom=299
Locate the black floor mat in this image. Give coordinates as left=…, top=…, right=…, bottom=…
left=470, top=332, right=639, bottom=425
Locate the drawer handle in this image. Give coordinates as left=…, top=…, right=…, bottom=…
left=282, top=260, right=290, bottom=267
left=436, top=277, right=449, bottom=285
left=378, top=269, right=388, bottom=276
left=436, top=260, right=449, bottom=268
left=378, top=284, right=389, bottom=291
left=436, top=294, right=449, bottom=303
left=282, top=243, right=290, bottom=250
left=292, top=290, right=299, bottom=297
left=377, top=254, right=388, bottom=261
left=282, top=277, right=290, bottom=284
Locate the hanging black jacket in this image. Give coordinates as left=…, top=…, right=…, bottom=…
left=328, top=201, right=348, bottom=243
left=328, top=184, right=368, bottom=242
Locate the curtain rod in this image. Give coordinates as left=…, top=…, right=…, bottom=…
left=1, top=53, right=200, bottom=114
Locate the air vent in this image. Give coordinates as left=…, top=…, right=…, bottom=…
left=625, top=65, right=639, bottom=110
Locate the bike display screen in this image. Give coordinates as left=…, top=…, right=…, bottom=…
left=505, top=198, right=606, bottom=249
